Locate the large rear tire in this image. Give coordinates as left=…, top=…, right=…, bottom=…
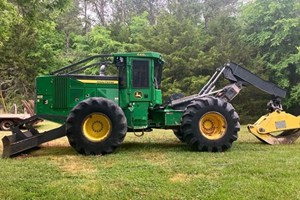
left=181, top=96, right=240, bottom=152
left=66, top=97, right=127, bottom=155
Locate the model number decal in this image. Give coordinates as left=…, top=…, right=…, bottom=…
left=78, top=80, right=118, bottom=84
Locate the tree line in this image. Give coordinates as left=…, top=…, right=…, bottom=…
left=0, top=0, right=299, bottom=122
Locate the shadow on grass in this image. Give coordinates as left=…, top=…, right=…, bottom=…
left=10, top=141, right=189, bottom=158
left=8, top=140, right=283, bottom=158
left=120, top=141, right=189, bottom=152
left=10, top=146, right=77, bottom=158
left=232, top=140, right=287, bottom=152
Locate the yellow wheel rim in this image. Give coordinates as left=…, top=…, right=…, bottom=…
left=199, top=112, right=227, bottom=140
left=82, top=113, right=112, bottom=142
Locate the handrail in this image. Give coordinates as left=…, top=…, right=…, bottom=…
left=50, top=54, right=112, bottom=75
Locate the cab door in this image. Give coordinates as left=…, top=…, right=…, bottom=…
left=130, top=58, right=151, bottom=102
left=127, top=58, right=152, bottom=129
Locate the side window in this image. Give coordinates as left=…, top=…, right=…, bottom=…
left=132, top=60, right=149, bottom=88
left=116, top=56, right=126, bottom=88
left=154, top=59, right=163, bottom=89
left=119, top=64, right=127, bottom=88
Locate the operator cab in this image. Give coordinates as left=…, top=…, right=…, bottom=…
left=114, top=52, right=163, bottom=89
left=113, top=52, right=164, bottom=129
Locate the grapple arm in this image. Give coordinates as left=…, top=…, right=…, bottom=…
left=248, top=110, right=300, bottom=144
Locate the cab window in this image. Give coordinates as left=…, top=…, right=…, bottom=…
left=132, top=60, right=149, bottom=88
left=116, top=56, right=127, bottom=88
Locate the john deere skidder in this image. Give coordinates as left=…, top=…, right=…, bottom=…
left=2, top=52, right=300, bottom=157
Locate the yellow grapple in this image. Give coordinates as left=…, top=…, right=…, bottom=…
left=248, top=110, right=300, bottom=144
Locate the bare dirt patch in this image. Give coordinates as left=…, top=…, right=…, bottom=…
left=141, top=151, right=169, bottom=165
left=50, top=155, right=97, bottom=175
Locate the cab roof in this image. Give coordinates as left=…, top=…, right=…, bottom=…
left=112, top=52, right=164, bottom=63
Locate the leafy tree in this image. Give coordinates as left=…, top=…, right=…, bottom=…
left=165, top=0, right=203, bottom=23
left=129, top=12, right=150, bottom=43
left=202, top=0, right=238, bottom=29
left=241, top=0, right=300, bottom=112
left=110, top=0, right=164, bottom=24
left=136, top=13, right=213, bottom=97
left=74, top=25, right=124, bottom=54
left=89, top=0, right=110, bottom=26
left=56, top=0, right=83, bottom=51
left=0, top=0, right=19, bottom=47
left=0, top=0, right=69, bottom=108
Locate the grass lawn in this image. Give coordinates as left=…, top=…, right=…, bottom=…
left=0, top=121, right=300, bottom=200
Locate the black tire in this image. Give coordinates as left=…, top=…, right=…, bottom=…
left=66, top=97, right=127, bottom=155
left=0, top=120, right=14, bottom=131
left=173, top=129, right=185, bottom=142
left=181, top=96, right=240, bottom=152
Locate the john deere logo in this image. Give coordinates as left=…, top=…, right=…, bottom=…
left=134, top=91, right=143, bottom=98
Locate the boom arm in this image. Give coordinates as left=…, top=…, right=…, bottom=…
left=223, top=63, right=286, bottom=98
left=171, top=62, right=286, bottom=108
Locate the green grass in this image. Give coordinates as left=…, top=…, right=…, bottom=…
left=0, top=121, right=300, bottom=200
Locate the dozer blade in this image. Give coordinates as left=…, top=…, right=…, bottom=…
left=248, top=126, right=300, bottom=145
left=2, top=115, right=66, bottom=158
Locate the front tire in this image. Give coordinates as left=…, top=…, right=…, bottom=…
left=181, top=97, right=240, bottom=152
left=66, top=97, right=127, bottom=155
